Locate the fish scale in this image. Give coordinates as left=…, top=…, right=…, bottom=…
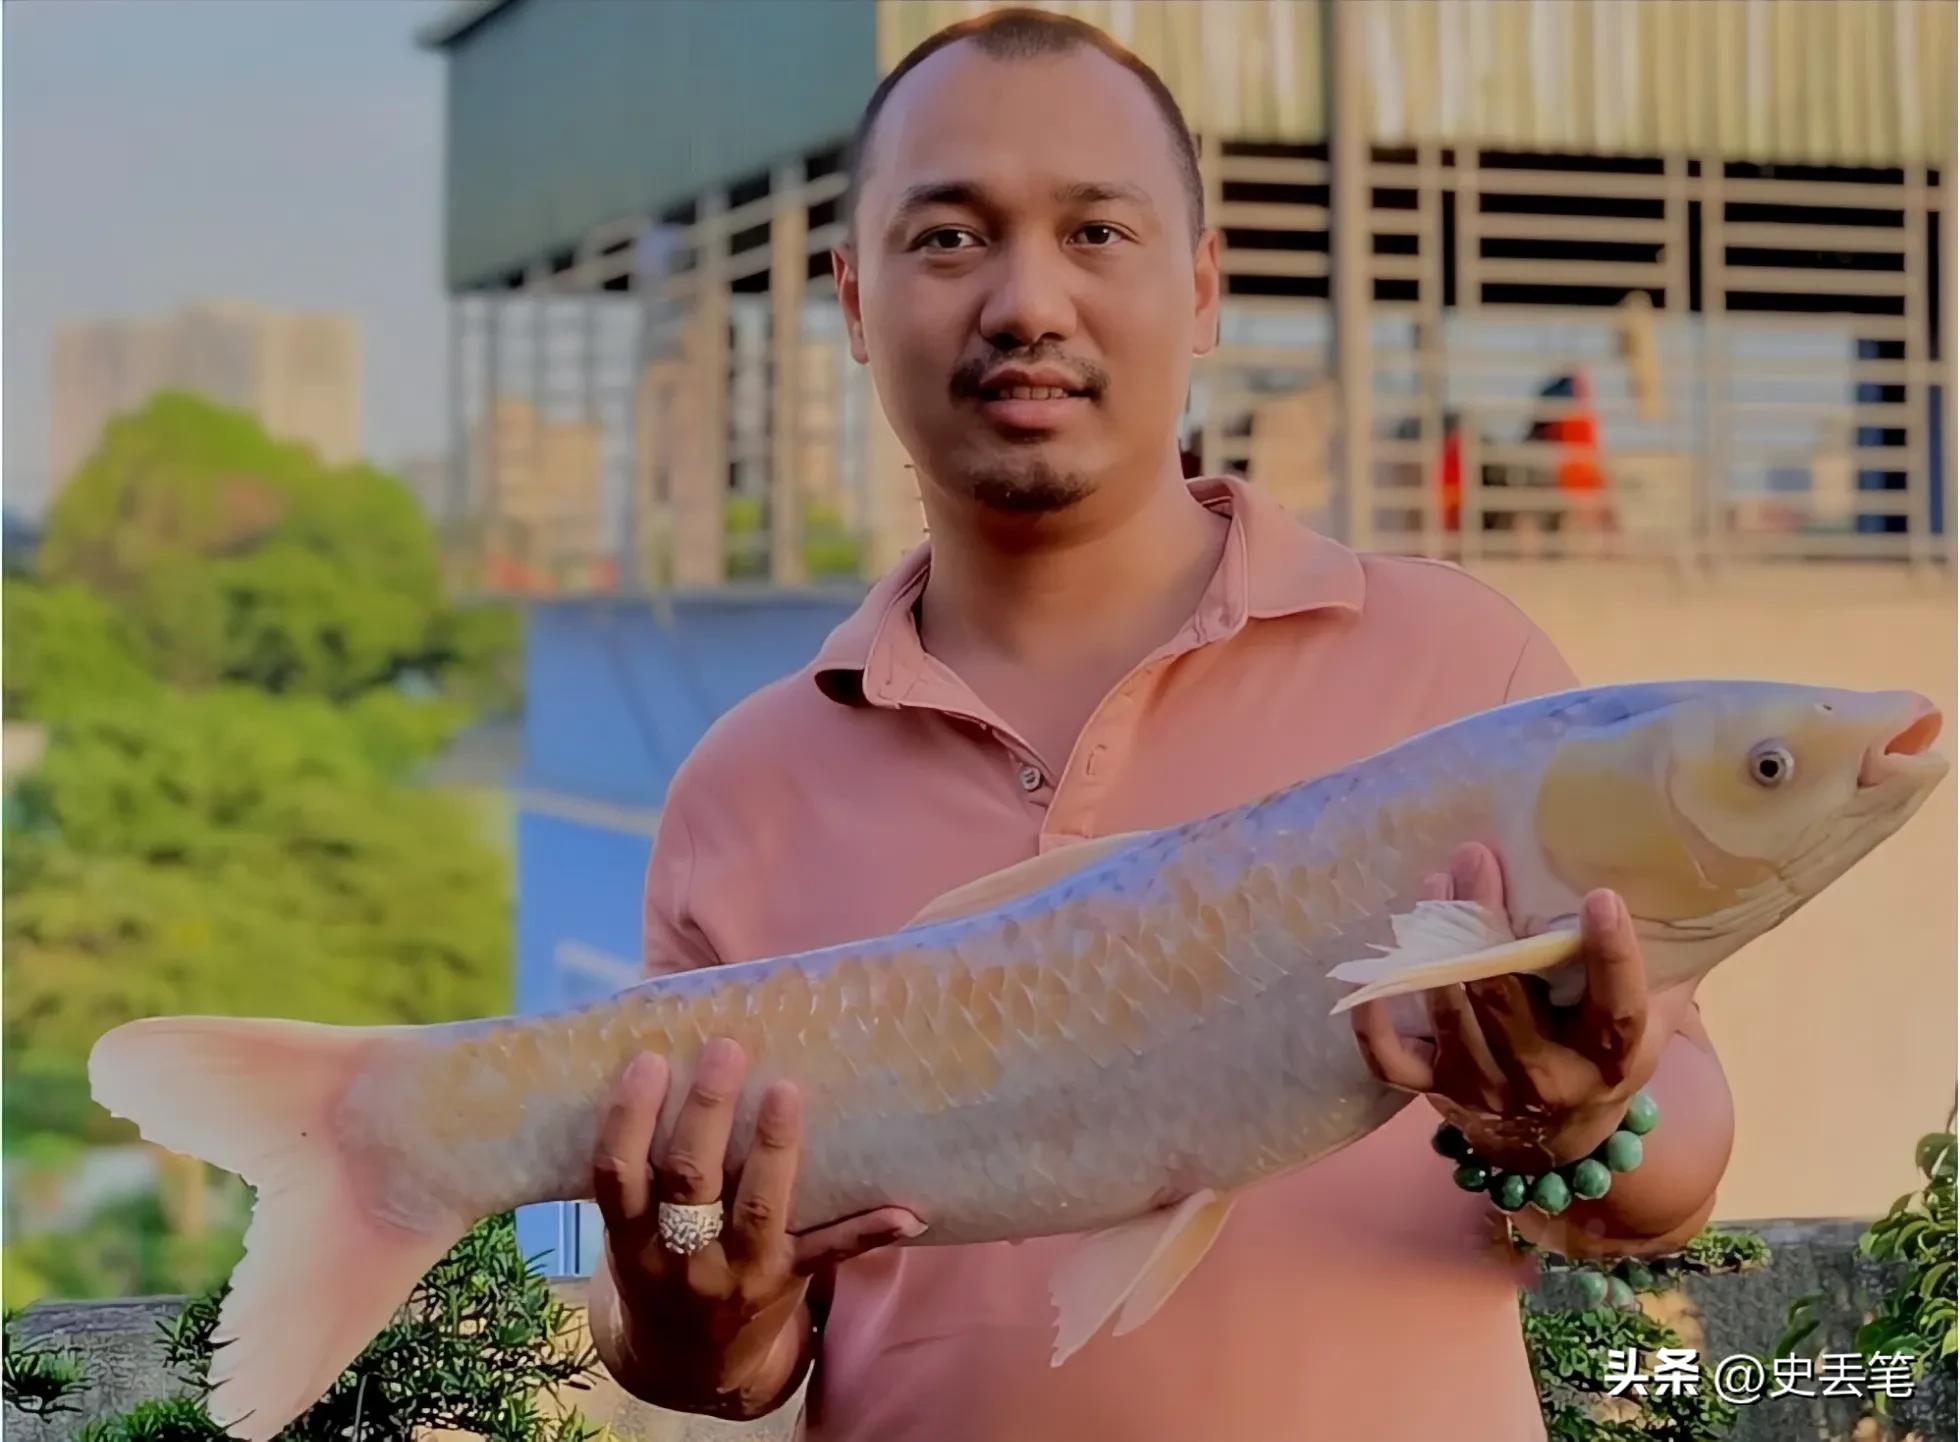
left=362, top=732, right=1494, bottom=1237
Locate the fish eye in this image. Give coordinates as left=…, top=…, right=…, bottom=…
left=1747, top=742, right=1795, bottom=787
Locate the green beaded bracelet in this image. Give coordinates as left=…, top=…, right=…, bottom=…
left=1433, top=1090, right=1660, bottom=1217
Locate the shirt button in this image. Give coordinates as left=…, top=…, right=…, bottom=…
left=1018, top=764, right=1044, bottom=793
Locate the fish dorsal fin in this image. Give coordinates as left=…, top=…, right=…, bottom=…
left=905, top=831, right=1146, bottom=929
left=1326, top=899, right=1586, bottom=1015
left=1048, top=1188, right=1237, bottom=1366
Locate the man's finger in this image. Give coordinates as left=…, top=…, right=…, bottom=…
left=1425, top=983, right=1506, bottom=1110
left=657, top=1036, right=746, bottom=1207
left=791, top=1206, right=928, bottom=1276
left=593, top=1052, right=669, bottom=1224
left=1465, top=975, right=1560, bottom=1100
left=1350, top=997, right=1437, bottom=1093
left=724, top=1079, right=803, bottom=1266
left=1448, top=843, right=1506, bottom=912
left=1575, top=889, right=1648, bottom=1083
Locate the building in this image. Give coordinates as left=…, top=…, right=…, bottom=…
left=50, top=301, right=361, bottom=487
left=420, top=0, right=1958, bottom=1270
left=425, top=0, right=1955, bottom=584
left=469, top=396, right=608, bottom=590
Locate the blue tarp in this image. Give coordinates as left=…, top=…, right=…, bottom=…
left=521, top=591, right=864, bottom=809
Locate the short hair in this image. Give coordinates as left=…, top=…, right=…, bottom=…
left=843, top=6, right=1205, bottom=245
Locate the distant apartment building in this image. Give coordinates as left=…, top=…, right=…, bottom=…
left=470, top=396, right=606, bottom=589
left=50, top=302, right=361, bottom=486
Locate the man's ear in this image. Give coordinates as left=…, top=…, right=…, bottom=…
left=833, top=246, right=870, bottom=365
left=1192, top=227, right=1222, bottom=357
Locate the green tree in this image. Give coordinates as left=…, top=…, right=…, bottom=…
left=38, top=394, right=444, bottom=699
left=3, top=688, right=511, bottom=1102
left=2, top=580, right=160, bottom=722
left=77, top=1216, right=602, bottom=1442
left=422, top=601, right=525, bottom=720
left=2, top=1186, right=247, bottom=1311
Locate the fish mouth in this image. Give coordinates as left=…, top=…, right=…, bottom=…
left=1857, top=694, right=1948, bottom=789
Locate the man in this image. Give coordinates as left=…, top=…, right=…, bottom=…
left=588, top=11, right=1734, bottom=1440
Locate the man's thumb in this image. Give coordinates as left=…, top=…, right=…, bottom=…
left=791, top=1207, right=928, bottom=1274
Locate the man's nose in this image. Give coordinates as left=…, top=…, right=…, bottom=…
left=976, top=242, right=1077, bottom=350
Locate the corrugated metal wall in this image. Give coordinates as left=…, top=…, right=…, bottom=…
left=878, top=0, right=1958, bottom=167
left=442, top=0, right=877, bottom=291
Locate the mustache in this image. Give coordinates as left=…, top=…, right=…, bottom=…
left=949, top=351, right=1110, bottom=400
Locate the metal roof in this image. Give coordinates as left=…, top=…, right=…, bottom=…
left=883, top=1, right=1957, bottom=169
left=415, top=0, right=519, bottom=51
left=428, top=0, right=876, bottom=290
left=428, top=0, right=1954, bottom=291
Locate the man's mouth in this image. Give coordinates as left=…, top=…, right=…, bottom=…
left=970, top=373, right=1096, bottom=433
left=974, top=388, right=1092, bottom=433
left=983, top=384, right=1084, bottom=402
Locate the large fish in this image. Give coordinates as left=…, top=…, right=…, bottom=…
left=90, top=680, right=1947, bottom=1439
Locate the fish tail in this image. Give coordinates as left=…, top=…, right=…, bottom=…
left=89, top=1016, right=468, bottom=1441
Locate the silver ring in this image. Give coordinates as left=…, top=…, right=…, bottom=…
left=656, top=1200, right=725, bottom=1256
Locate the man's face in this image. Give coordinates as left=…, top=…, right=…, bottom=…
left=837, top=42, right=1221, bottom=515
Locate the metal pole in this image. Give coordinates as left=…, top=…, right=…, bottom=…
left=530, top=269, right=549, bottom=582
left=582, top=292, right=603, bottom=587
left=1904, top=165, right=1931, bottom=570
left=770, top=160, right=809, bottom=585
left=483, top=297, right=502, bottom=591
left=1197, top=128, right=1224, bottom=481
left=1324, top=0, right=1373, bottom=549
left=1942, top=167, right=1957, bottom=571
left=445, top=300, right=467, bottom=547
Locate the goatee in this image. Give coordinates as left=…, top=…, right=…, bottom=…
left=965, top=460, right=1092, bottom=514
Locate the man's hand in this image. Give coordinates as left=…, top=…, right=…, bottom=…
left=1349, top=843, right=1696, bottom=1174
left=589, top=1037, right=926, bottom=1418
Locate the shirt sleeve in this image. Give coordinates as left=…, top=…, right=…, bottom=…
left=1503, top=622, right=1580, bottom=703
left=642, top=782, right=724, bottom=976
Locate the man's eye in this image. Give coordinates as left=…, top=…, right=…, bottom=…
left=916, top=228, right=979, bottom=252
left=1075, top=223, right=1125, bottom=247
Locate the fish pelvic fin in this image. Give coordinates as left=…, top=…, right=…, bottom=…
left=89, top=1017, right=468, bottom=1441
left=1327, top=899, right=1585, bottom=1016
left=1049, top=1188, right=1236, bottom=1366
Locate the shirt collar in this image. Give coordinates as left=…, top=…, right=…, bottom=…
left=811, top=474, right=1365, bottom=709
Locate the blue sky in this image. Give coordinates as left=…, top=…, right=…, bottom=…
left=3, top=0, right=453, bottom=515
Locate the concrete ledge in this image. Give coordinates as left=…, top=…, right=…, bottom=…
left=8, top=1221, right=1952, bottom=1441
left=1523, top=1220, right=1954, bottom=1442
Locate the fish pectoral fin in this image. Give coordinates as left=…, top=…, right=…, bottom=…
left=1048, top=1188, right=1236, bottom=1366
left=1327, top=925, right=1586, bottom=1016
left=1328, top=899, right=1513, bottom=984
left=905, top=830, right=1149, bottom=929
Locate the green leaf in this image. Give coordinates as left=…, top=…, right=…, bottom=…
left=1916, top=1132, right=1956, bottom=1175
left=3, top=1310, right=90, bottom=1418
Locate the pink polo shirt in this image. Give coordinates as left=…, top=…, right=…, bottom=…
left=643, top=475, right=1577, bottom=1442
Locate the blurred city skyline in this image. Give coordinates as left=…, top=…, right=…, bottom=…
left=2, top=0, right=453, bottom=518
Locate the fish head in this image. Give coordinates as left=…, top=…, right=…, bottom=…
left=1532, top=682, right=1947, bottom=966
